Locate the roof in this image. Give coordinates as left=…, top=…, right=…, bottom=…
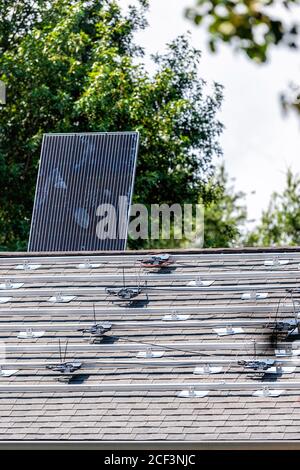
left=1, top=247, right=300, bottom=449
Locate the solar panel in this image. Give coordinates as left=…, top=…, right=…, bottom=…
left=0, top=80, right=6, bottom=104
left=28, top=132, right=139, bottom=252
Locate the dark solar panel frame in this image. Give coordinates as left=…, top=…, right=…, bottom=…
left=28, top=132, right=139, bottom=252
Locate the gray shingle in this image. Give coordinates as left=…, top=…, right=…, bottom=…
left=0, top=248, right=300, bottom=443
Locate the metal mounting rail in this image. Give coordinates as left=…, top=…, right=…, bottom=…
left=0, top=249, right=300, bottom=263
left=2, top=271, right=300, bottom=283
left=0, top=284, right=297, bottom=297
left=145, top=285, right=295, bottom=292
left=0, top=255, right=135, bottom=265
left=0, top=251, right=299, bottom=264
left=0, top=305, right=296, bottom=317
left=0, top=318, right=293, bottom=332
left=2, top=341, right=293, bottom=353
left=1, top=357, right=300, bottom=369
left=0, top=381, right=299, bottom=393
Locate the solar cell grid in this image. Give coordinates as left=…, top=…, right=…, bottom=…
left=28, top=132, right=139, bottom=251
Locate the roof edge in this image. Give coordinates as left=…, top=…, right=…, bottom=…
left=0, top=440, right=299, bottom=450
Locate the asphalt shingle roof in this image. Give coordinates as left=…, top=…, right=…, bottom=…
left=0, top=248, right=300, bottom=445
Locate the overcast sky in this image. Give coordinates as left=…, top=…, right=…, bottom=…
left=119, top=0, right=300, bottom=225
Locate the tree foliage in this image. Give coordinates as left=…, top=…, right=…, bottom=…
left=186, top=0, right=300, bottom=63
left=0, top=0, right=49, bottom=53
left=0, top=0, right=224, bottom=250
left=246, top=169, right=300, bottom=246
left=202, top=165, right=247, bottom=247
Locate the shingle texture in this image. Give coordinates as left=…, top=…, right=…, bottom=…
left=0, top=248, right=300, bottom=442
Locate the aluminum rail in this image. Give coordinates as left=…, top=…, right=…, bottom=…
left=0, top=305, right=296, bottom=316
left=1, top=357, right=300, bottom=369
left=144, top=285, right=297, bottom=292
left=2, top=271, right=300, bottom=283
left=0, top=381, right=299, bottom=393
left=0, top=251, right=298, bottom=264
left=0, top=283, right=297, bottom=297
left=2, top=341, right=295, bottom=352
left=0, top=318, right=293, bottom=332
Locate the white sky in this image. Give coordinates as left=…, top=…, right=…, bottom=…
left=119, top=0, right=300, bottom=225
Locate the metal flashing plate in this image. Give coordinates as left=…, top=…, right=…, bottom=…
left=0, top=369, right=18, bottom=378
left=15, top=264, right=41, bottom=271
left=241, top=292, right=268, bottom=300
left=162, top=314, right=190, bottom=321
left=18, top=330, right=45, bottom=339
left=253, top=388, right=284, bottom=397
left=0, top=282, right=24, bottom=290
left=136, top=350, right=165, bottom=359
left=264, top=259, right=289, bottom=266
left=48, top=295, right=76, bottom=304
left=188, top=279, right=215, bottom=287
left=214, top=327, right=244, bottom=336
left=193, top=366, right=223, bottom=375
left=77, top=262, right=101, bottom=269
left=177, top=389, right=209, bottom=398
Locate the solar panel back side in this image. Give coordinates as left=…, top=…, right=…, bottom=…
left=28, top=132, right=139, bottom=252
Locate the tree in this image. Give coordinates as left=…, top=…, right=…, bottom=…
left=202, top=165, right=247, bottom=247
left=127, top=164, right=247, bottom=249
left=0, top=1, right=49, bottom=54
left=0, top=0, right=224, bottom=250
left=186, top=0, right=300, bottom=63
left=246, top=169, right=300, bottom=246
left=186, top=1, right=300, bottom=112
